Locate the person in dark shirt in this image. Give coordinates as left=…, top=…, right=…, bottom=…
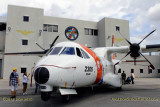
left=9, top=68, right=20, bottom=99
left=121, top=71, right=126, bottom=85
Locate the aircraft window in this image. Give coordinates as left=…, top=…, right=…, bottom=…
left=81, top=49, right=90, bottom=59
left=49, top=47, right=62, bottom=55
left=61, top=47, right=75, bottom=55
left=76, top=48, right=83, bottom=58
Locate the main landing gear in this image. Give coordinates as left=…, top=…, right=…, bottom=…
left=41, top=92, right=51, bottom=101
left=62, top=95, right=70, bottom=102
left=116, top=86, right=122, bottom=91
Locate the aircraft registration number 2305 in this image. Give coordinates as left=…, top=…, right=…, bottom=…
left=85, top=66, right=93, bottom=75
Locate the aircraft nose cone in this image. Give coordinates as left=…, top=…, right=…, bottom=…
left=34, top=67, right=49, bottom=84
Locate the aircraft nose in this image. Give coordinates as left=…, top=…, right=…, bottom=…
left=34, top=67, right=49, bottom=84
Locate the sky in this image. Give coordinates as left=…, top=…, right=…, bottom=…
left=0, top=0, right=160, bottom=45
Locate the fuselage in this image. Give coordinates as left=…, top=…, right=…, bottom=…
left=34, top=42, right=105, bottom=89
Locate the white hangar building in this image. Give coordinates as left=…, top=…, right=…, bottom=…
left=0, top=5, right=160, bottom=79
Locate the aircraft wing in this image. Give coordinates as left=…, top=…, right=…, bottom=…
left=105, top=44, right=160, bottom=54
left=141, top=44, right=160, bottom=53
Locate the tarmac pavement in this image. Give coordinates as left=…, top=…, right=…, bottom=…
left=0, top=78, right=160, bottom=107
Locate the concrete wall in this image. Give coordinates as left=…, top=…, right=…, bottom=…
left=5, top=5, right=44, bottom=53
left=97, top=18, right=106, bottom=47
left=3, top=55, right=40, bottom=79
left=105, top=17, right=129, bottom=47
left=43, top=16, right=98, bottom=49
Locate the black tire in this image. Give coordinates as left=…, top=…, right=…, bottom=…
left=62, top=95, right=70, bottom=103
left=41, top=92, right=51, bottom=101
left=116, top=87, right=122, bottom=91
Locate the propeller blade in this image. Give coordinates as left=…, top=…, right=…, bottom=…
left=139, top=52, right=155, bottom=70
left=117, top=31, right=132, bottom=46
left=115, top=51, right=131, bottom=65
left=138, top=29, right=156, bottom=45
left=134, top=57, right=136, bottom=65
left=50, top=35, right=59, bottom=48
left=35, top=42, right=45, bottom=51
left=5, top=51, right=46, bottom=55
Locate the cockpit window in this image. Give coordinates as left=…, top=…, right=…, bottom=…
left=61, top=47, right=75, bottom=55
left=76, top=48, right=83, bottom=58
left=49, top=47, right=62, bottom=55
left=81, top=49, right=90, bottom=59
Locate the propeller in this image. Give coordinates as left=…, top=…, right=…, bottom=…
left=116, top=29, right=156, bottom=70
left=35, top=42, right=45, bottom=51
left=50, top=35, right=59, bottom=48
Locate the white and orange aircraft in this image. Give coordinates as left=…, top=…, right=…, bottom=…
left=5, top=30, right=160, bottom=102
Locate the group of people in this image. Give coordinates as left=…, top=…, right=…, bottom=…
left=121, top=71, right=135, bottom=85
left=9, top=68, right=40, bottom=99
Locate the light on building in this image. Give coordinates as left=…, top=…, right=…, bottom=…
left=8, top=27, right=11, bottom=32
left=39, top=30, right=42, bottom=36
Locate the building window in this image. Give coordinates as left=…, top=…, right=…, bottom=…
left=94, top=29, right=98, bottom=36
left=89, top=29, right=93, bottom=35
left=23, top=16, right=29, bottom=22
left=0, top=23, right=6, bottom=31
left=116, top=26, right=120, bottom=31
left=158, top=69, right=160, bottom=73
left=21, top=67, right=27, bottom=73
left=140, top=69, right=143, bottom=73
left=149, top=69, right=152, bottom=73
left=43, top=24, right=47, bottom=31
left=131, top=69, right=134, bottom=73
left=85, top=28, right=89, bottom=35
left=48, top=25, right=52, bottom=32
left=118, top=69, right=121, bottom=73
left=22, top=40, right=28, bottom=45
left=85, top=28, right=98, bottom=36
left=43, top=24, right=58, bottom=32
left=53, top=25, right=58, bottom=32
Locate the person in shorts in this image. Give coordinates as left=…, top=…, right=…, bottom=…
left=9, top=68, right=20, bottom=99
left=22, top=71, right=30, bottom=95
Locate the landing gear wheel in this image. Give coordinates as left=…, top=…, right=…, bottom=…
left=62, top=95, right=70, bottom=103
left=41, top=92, right=51, bottom=101
left=116, top=87, right=122, bottom=91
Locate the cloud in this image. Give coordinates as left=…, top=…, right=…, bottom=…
left=147, top=3, right=160, bottom=23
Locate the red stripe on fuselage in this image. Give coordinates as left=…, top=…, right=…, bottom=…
left=79, top=44, right=103, bottom=84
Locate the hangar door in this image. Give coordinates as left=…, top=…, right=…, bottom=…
left=0, top=59, right=2, bottom=78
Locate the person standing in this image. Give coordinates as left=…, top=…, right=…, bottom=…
left=9, top=68, right=20, bottom=99
left=121, top=71, right=126, bottom=85
left=35, top=82, right=40, bottom=94
left=131, top=73, right=135, bottom=84
left=22, top=71, right=30, bottom=95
